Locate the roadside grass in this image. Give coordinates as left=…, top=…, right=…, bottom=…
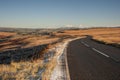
left=92, top=34, right=120, bottom=44
left=0, top=36, right=62, bottom=80
left=42, top=58, right=57, bottom=80
left=92, top=34, right=120, bottom=48
left=41, top=41, right=67, bottom=80
left=55, top=27, right=120, bottom=45
left=0, top=59, right=44, bottom=80
left=0, top=32, right=60, bottom=80
left=0, top=34, right=59, bottom=51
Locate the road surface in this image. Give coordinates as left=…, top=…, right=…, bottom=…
left=67, top=36, right=120, bottom=80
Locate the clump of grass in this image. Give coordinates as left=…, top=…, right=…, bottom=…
left=0, top=59, right=44, bottom=80
left=42, top=58, right=57, bottom=80
left=0, top=64, right=17, bottom=73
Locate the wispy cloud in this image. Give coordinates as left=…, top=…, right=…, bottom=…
left=65, top=24, right=73, bottom=27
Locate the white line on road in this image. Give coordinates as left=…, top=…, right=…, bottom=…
left=80, top=41, right=84, bottom=44
left=81, top=41, right=90, bottom=47
left=92, top=48, right=110, bottom=58
left=80, top=41, right=119, bottom=62
left=84, top=43, right=90, bottom=47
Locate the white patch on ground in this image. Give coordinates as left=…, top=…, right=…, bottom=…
left=50, top=42, right=68, bottom=80
left=50, top=38, right=80, bottom=80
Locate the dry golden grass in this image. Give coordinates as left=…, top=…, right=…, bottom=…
left=0, top=59, right=44, bottom=80
left=41, top=42, right=66, bottom=80
left=0, top=32, right=16, bottom=39
left=23, top=36, right=59, bottom=47
left=42, top=58, right=57, bottom=80
left=1, top=28, right=119, bottom=52
left=0, top=32, right=60, bottom=80
left=0, top=27, right=120, bottom=80
left=56, top=28, right=120, bottom=36
left=0, top=33, right=59, bottom=51
left=55, top=27, right=120, bottom=44
left=93, top=33, right=120, bottom=44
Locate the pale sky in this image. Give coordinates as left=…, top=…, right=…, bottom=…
left=0, top=0, right=120, bottom=28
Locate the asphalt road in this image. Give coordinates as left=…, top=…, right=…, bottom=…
left=67, top=36, right=120, bottom=80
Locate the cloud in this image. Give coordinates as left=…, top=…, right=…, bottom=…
left=65, top=24, right=73, bottom=27
left=79, top=24, right=83, bottom=27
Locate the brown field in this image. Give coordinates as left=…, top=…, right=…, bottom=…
left=0, top=32, right=61, bottom=80
left=55, top=27, right=120, bottom=45
left=0, top=27, right=120, bottom=80
left=0, top=32, right=16, bottom=39
left=93, top=33, right=120, bottom=44
left=0, top=27, right=119, bottom=52
left=0, top=34, right=59, bottom=51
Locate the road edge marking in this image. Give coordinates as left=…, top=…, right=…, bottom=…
left=65, top=38, right=82, bottom=80
left=64, top=46, right=71, bottom=80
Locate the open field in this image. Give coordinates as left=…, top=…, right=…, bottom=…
left=92, top=33, right=120, bottom=47
left=0, top=27, right=120, bottom=80
left=0, top=32, right=16, bottom=39
left=0, top=30, right=62, bottom=80
left=55, top=27, right=120, bottom=46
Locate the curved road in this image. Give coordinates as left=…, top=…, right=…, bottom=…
left=67, top=36, right=120, bottom=80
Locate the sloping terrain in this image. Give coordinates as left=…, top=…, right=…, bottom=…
left=0, top=27, right=119, bottom=80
